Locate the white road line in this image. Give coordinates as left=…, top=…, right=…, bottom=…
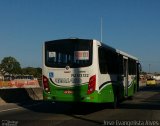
left=0, top=107, right=21, bottom=113
left=0, top=103, right=42, bottom=113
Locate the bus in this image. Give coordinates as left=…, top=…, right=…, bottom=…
left=4, top=75, right=34, bottom=81
left=42, top=38, right=140, bottom=108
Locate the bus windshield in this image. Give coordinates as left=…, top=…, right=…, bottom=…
left=45, top=39, right=93, bottom=68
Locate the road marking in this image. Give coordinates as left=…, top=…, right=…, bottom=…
left=0, top=102, right=42, bottom=113
left=0, top=107, right=21, bottom=113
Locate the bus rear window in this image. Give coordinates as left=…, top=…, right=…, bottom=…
left=45, top=39, right=93, bottom=68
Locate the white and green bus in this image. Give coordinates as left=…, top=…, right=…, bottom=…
left=42, top=38, right=140, bottom=107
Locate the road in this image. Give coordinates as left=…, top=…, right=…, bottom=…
left=0, top=85, right=160, bottom=126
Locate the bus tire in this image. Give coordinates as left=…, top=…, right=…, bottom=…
left=128, top=96, right=133, bottom=100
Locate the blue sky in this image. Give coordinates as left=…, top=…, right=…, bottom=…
left=0, top=0, right=160, bottom=72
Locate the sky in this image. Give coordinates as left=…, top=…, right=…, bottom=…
left=0, top=0, right=160, bottom=72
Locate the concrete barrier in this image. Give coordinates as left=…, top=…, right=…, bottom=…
left=0, top=88, right=43, bottom=105
left=26, top=88, right=43, bottom=100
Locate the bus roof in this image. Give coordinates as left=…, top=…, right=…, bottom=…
left=45, top=38, right=93, bottom=44
left=116, top=49, right=138, bottom=61
left=94, top=39, right=139, bottom=61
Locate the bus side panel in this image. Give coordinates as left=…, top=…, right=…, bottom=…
left=127, top=76, right=138, bottom=97
left=97, top=73, right=118, bottom=103
left=98, top=83, right=114, bottom=103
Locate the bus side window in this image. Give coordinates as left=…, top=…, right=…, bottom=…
left=128, top=58, right=137, bottom=75
left=98, top=47, right=108, bottom=74
left=118, top=55, right=123, bottom=74
left=107, top=50, right=118, bottom=74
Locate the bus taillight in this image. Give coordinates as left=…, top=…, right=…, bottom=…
left=87, top=75, right=96, bottom=94
left=43, top=75, right=50, bottom=93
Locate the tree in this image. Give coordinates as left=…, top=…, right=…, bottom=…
left=0, top=56, right=22, bottom=75
left=22, top=67, right=42, bottom=78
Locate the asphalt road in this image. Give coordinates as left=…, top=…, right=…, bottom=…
left=0, top=85, right=160, bottom=126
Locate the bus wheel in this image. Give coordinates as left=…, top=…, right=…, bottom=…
left=128, top=96, right=133, bottom=100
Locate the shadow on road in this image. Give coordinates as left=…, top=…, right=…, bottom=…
left=0, top=88, right=32, bottom=103
left=119, top=101, right=160, bottom=110
left=119, top=86, right=160, bottom=110
left=140, top=84, right=160, bottom=92
left=23, top=101, right=112, bottom=115
left=21, top=101, right=112, bottom=125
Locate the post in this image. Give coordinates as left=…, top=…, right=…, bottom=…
left=101, top=17, right=103, bottom=42
left=149, top=64, right=151, bottom=73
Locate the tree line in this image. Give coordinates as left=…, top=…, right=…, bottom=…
left=0, top=56, right=42, bottom=79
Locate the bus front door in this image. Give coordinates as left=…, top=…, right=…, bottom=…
left=123, top=57, right=128, bottom=97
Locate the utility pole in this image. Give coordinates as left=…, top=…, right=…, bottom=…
left=101, top=17, right=103, bottom=42
left=149, top=64, right=151, bottom=73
